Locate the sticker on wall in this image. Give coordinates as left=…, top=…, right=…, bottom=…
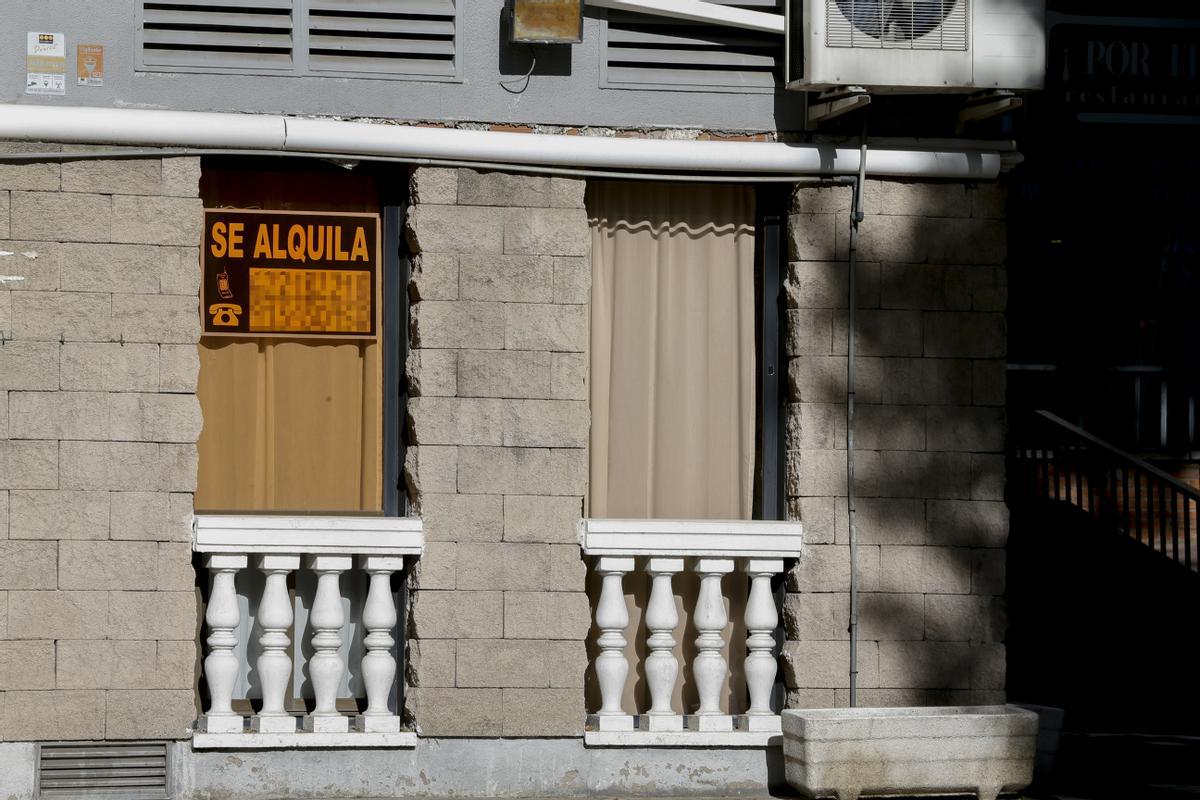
left=201, top=209, right=381, bottom=339
left=26, top=32, right=66, bottom=96
left=77, top=44, right=104, bottom=86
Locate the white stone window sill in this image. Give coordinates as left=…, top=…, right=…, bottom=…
left=193, top=731, right=417, bottom=749
left=193, top=514, right=424, bottom=555
left=578, top=518, right=803, bottom=558
left=584, top=728, right=782, bottom=748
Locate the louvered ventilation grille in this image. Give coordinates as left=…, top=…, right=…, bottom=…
left=826, top=0, right=968, bottom=50
left=38, top=742, right=169, bottom=800
left=142, top=0, right=294, bottom=70
left=140, top=0, right=458, bottom=77
left=307, top=0, right=457, bottom=77
left=603, top=0, right=781, bottom=91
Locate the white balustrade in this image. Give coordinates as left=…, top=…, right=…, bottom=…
left=303, top=554, right=352, bottom=733
left=192, top=515, right=423, bottom=748
left=358, top=555, right=404, bottom=734
left=592, top=556, right=635, bottom=732
left=642, top=557, right=683, bottom=732
left=742, top=558, right=784, bottom=731
left=579, top=518, right=802, bottom=745
left=689, top=557, right=736, bottom=732
left=199, top=554, right=247, bottom=734
left=251, top=554, right=299, bottom=733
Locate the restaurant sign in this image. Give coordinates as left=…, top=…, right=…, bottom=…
left=1049, top=17, right=1200, bottom=125
left=202, top=210, right=379, bottom=338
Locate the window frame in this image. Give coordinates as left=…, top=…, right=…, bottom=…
left=756, top=184, right=788, bottom=521
left=381, top=201, right=410, bottom=518
left=195, top=157, right=409, bottom=518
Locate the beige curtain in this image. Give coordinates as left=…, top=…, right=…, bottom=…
left=586, top=181, right=757, bottom=715
left=196, top=163, right=383, bottom=513
left=196, top=339, right=381, bottom=512
left=588, top=181, right=757, bottom=520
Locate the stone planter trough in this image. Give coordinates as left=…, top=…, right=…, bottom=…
left=782, top=705, right=1039, bottom=800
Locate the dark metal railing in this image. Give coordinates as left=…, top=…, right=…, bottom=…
left=1007, top=364, right=1200, bottom=455
left=1010, top=410, right=1200, bottom=573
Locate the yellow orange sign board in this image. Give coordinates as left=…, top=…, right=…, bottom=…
left=201, top=209, right=380, bottom=339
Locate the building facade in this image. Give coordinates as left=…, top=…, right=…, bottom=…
left=1, top=1, right=1017, bottom=797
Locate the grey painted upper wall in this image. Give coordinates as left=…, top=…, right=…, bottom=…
left=1, top=0, right=805, bottom=132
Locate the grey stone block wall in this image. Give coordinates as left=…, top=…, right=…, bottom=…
left=403, top=167, right=591, bottom=737
left=0, top=156, right=201, bottom=741
left=782, top=180, right=1008, bottom=708
left=1, top=158, right=1010, bottom=744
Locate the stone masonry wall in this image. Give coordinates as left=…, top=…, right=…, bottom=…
left=1, top=157, right=1007, bottom=744
left=403, top=167, right=592, bottom=736
left=0, top=151, right=202, bottom=741
left=782, top=180, right=1009, bottom=707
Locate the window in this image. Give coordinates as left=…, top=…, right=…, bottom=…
left=586, top=181, right=786, bottom=521
left=584, top=181, right=786, bottom=718
left=195, top=160, right=407, bottom=515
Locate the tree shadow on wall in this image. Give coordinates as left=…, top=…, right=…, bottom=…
left=782, top=192, right=1010, bottom=709
left=580, top=191, right=1012, bottom=720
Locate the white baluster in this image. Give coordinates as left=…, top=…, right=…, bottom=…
left=686, top=557, right=735, bottom=732
left=356, top=555, right=403, bottom=733
left=200, top=553, right=247, bottom=734
left=738, top=558, right=783, bottom=733
left=302, top=554, right=351, bottom=733
left=639, top=557, right=683, bottom=732
left=251, top=554, right=299, bottom=733
left=588, top=555, right=634, bottom=732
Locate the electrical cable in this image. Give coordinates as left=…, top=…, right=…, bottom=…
left=847, top=112, right=868, bottom=707
left=498, top=45, right=537, bottom=93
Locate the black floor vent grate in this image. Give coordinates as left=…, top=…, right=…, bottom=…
left=37, top=741, right=170, bottom=800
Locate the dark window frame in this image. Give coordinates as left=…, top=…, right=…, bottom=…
left=757, top=184, right=788, bottom=521
left=381, top=200, right=410, bottom=518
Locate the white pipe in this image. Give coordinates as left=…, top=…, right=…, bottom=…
left=0, top=104, right=1002, bottom=180
left=0, top=105, right=286, bottom=150
left=585, top=0, right=785, bottom=34
left=287, top=117, right=999, bottom=177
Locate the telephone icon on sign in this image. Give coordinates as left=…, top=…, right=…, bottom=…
left=209, top=303, right=242, bottom=327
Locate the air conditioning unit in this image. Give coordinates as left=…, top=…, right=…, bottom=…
left=785, top=0, right=1045, bottom=92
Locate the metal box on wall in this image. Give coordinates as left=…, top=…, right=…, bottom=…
left=508, top=0, right=583, bottom=43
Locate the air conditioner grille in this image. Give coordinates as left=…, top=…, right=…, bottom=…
left=826, top=0, right=968, bottom=50
left=37, top=741, right=169, bottom=800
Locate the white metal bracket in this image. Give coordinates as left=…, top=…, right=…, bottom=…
left=956, top=90, right=1023, bottom=133
left=805, top=86, right=871, bottom=129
